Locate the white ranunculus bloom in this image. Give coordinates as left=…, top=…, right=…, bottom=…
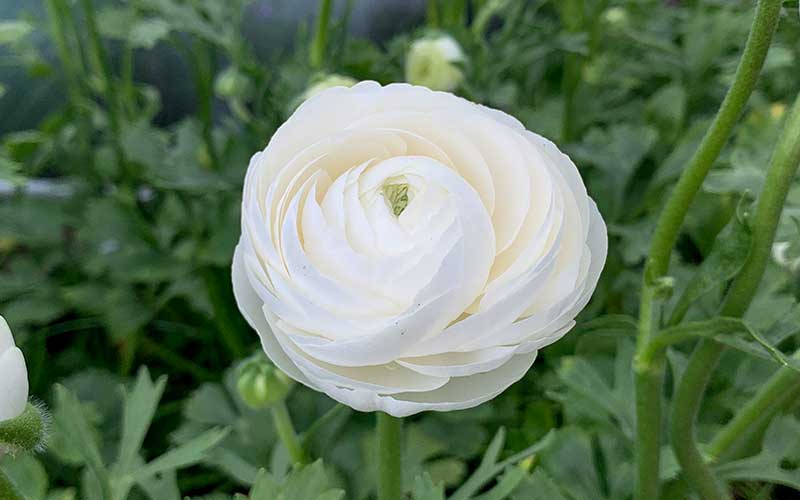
left=405, top=35, right=465, bottom=92
left=0, top=315, right=28, bottom=422
left=233, top=82, right=607, bottom=417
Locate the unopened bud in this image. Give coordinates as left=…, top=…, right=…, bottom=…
left=236, top=355, right=294, bottom=409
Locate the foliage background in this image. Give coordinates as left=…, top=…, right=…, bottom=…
left=1, top=0, right=800, bottom=498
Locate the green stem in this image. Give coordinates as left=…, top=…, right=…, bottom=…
left=271, top=402, right=308, bottom=465
left=377, top=412, right=402, bottom=500
left=633, top=3, right=782, bottom=498
left=634, top=286, right=663, bottom=500
left=79, top=0, right=127, bottom=174
left=426, top=0, right=440, bottom=29
left=201, top=267, right=247, bottom=359
left=560, top=0, right=584, bottom=143
left=671, top=91, right=800, bottom=500
left=708, top=350, right=800, bottom=462
left=644, top=0, right=782, bottom=282
left=0, top=469, right=23, bottom=500
left=190, top=40, right=219, bottom=171
left=671, top=340, right=729, bottom=500
left=310, top=0, right=332, bottom=69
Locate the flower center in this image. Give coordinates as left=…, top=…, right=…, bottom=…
left=382, top=178, right=410, bottom=216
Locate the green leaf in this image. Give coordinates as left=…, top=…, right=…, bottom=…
left=0, top=20, right=33, bottom=44
left=649, top=317, right=800, bottom=372
left=129, top=18, right=171, bottom=49
left=715, top=416, right=800, bottom=490
left=52, top=385, right=112, bottom=499
left=0, top=455, right=48, bottom=500
left=449, top=429, right=554, bottom=500
left=473, top=466, right=527, bottom=500
left=117, top=367, right=168, bottom=474
left=411, top=473, right=444, bottom=500
left=245, top=461, right=343, bottom=500
left=133, top=427, right=230, bottom=482
left=511, top=469, right=569, bottom=500
left=668, top=213, right=752, bottom=325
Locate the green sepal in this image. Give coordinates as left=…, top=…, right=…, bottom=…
left=0, top=403, right=47, bottom=456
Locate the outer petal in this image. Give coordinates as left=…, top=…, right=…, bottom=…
left=0, top=346, right=28, bottom=422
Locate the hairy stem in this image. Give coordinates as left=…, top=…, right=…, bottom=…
left=377, top=413, right=402, bottom=500
left=671, top=90, right=800, bottom=500
left=633, top=2, right=783, bottom=498
left=271, top=402, right=308, bottom=465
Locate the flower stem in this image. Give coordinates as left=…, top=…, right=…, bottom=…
left=560, top=0, right=584, bottom=143
left=377, top=412, right=402, bottom=500
left=271, top=401, right=308, bottom=465
left=671, top=91, right=800, bottom=500
left=79, top=0, right=127, bottom=174
left=643, top=0, right=782, bottom=282
left=632, top=2, right=782, bottom=498
left=310, top=0, right=332, bottom=70
left=0, top=469, right=23, bottom=500
left=708, top=349, right=800, bottom=462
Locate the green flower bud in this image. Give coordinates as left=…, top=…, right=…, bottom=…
left=405, top=35, right=466, bottom=92
left=214, top=66, right=253, bottom=99
left=236, top=355, right=294, bottom=409
left=301, top=74, right=358, bottom=101
left=0, top=403, right=48, bottom=456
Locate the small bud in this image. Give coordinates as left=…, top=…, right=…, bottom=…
left=214, top=66, right=253, bottom=100
left=236, top=354, right=294, bottom=409
left=603, top=7, right=629, bottom=29
left=0, top=402, right=48, bottom=456
left=652, top=276, right=675, bottom=301
left=301, top=74, right=358, bottom=101
left=405, top=34, right=466, bottom=92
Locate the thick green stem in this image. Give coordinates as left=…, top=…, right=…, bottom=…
left=708, top=350, right=800, bottom=462
left=310, top=0, right=332, bottom=69
left=377, top=412, right=402, bottom=500
left=634, top=357, right=665, bottom=500
left=0, top=469, right=23, bottom=500
left=633, top=3, right=783, bottom=499
left=671, top=91, right=800, bottom=499
left=671, top=341, right=729, bottom=500
left=271, top=402, right=308, bottom=465
left=644, top=0, right=782, bottom=281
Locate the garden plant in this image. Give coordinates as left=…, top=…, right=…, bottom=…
left=1, top=1, right=800, bottom=499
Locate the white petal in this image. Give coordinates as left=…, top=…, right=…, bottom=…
left=0, top=346, right=28, bottom=422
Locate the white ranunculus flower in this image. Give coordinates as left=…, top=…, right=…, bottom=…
left=405, top=35, right=465, bottom=92
left=233, top=82, right=607, bottom=417
left=0, top=315, right=28, bottom=422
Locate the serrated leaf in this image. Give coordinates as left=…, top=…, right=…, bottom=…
left=411, top=473, right=444, bottom=500
left=715, top=417, right=800, bottom=490
left=117, top=367, right=168, bottom=474
left=510, top=469, right=569, bottom=500
left=133, top=427, right=230, bottom=482
left=53, top=385, right=112, bottom=499
left=668, top=213, right=752, bottom=325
